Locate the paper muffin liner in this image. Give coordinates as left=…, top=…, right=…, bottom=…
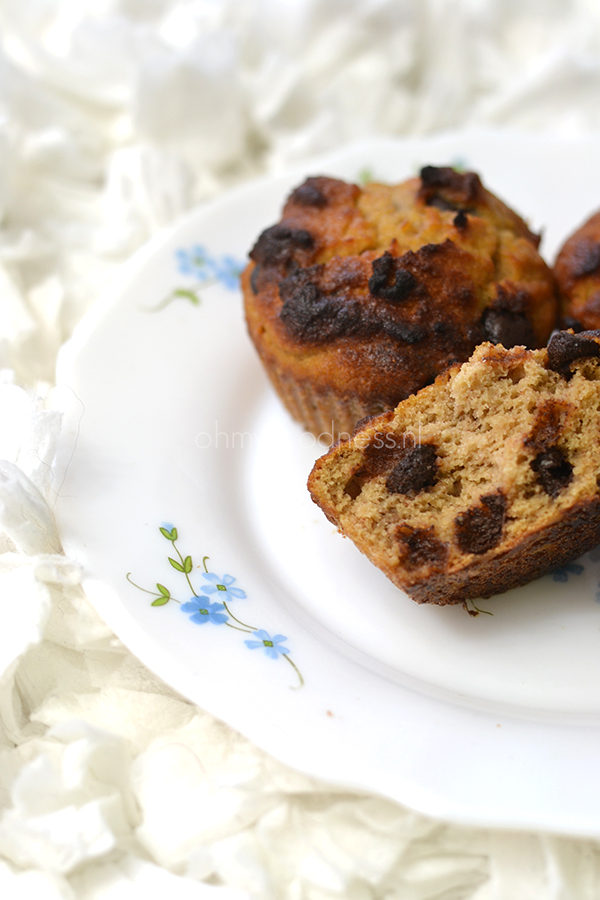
left=264, top=362, right=388, bottom=444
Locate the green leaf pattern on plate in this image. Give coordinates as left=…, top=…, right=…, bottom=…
left=127, top=525, right=304, bottom=688
left=145, top=245, right=245, bottom=312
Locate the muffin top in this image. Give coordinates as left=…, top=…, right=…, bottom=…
left=244, top=166, right=558, bottom=408
left=554, top=210, right=600, bottom=330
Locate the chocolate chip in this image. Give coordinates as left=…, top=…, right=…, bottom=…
left=419, top=166, right=481, bottom=203
left=525, top=400, right=565, bottom=453
left=361, top=432, right=413, bottom=474
left=279, top=276, right=362, bottom=342
left=455, top=492, right=506, bottom=555
left=396, top=524, right=448, bottom=569
left=279, top=262, right=426, bottom=345
left=569, top=238, right=600, bottom=278
left=289, top=179, right=328, bottom=208
left=386, top=443, right=438, bottom=494
left=420, top=166, right=448, bottom=187
left=480, top=285, right=536, bottom=348
left=368, top=251, right=418, bottom=304
left=343, top=475, right=363, bottom=499
left=346, top=433, right=425, bottom=495
left=453, top=209, right=468, bottom=229
left=531, top=447, right=573, bottom=497
left=249, top=223, right=315, bottom=268
left=480, top=307, right=534, bottom=348
left=546, top=330, right=600, bottom=375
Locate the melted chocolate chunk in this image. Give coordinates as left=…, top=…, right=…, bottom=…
left=279, top=277, right=362, bottom=342
left=396, top=524, right=448, bottom=569
left=480, top=307, right=534, bottom=347
left=363, top=432, right=418, bottom=476
left=343, top=475, right=363, bottom=499
left=278, top=265, right=427, bottom=346
left=570, top=238, right=600, bottom=278
left=455, top=492, right=507, bottom=555
left=453, top=209, right=468, bottom=230
left=368, top=252, right=418, bottom=304
left=386, top=444, right=438, bottom=494
left=419, top=166, right=481, bottom=204
left=289, top=179, right=328, bottom=208
left=249, top=223, right=315, bottom=268
left=531, top=447, right=573, bottom=498
left=525, top=400, right=565, bottom=453
left=277, top=239, right=479, bottom=348
left=546, top=330, right=600, bottom=375
left=480, top=286, right=535, bottom=348
left=346, top=431, right=422, bottom=496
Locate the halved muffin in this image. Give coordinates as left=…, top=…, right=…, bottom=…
left=308, top=332, right=600, bottom=609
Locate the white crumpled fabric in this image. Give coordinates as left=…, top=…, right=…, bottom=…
left=1, top=1, right=600, bottom=896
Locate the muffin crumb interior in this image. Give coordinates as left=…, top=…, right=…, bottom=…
left=308, top=338, right=600, bottom=604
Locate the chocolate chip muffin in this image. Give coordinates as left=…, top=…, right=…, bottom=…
left=308, top=331, right=600, bottom=609
left=554, top=210, right=600, bottom=329
left=242, top=166, right=558, bottom=440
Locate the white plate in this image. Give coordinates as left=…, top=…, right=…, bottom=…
left=54, top=130, right=600, bottom=837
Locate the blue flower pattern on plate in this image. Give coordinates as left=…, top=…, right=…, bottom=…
left=181, top=598, right=228, bottom=626
left=128, top=520, right=600, bottom=691
left=127, top=526, right=303, bottom=687
left=146, top=245, right=244, bottom=311
left=201, top=572, right=246, bottom=600
left=549, top=545, right=600, bottom=602
left=245, top=630, right=290, bottom=659
left=552, top=562, right=585, bottom=583
left=175, top=245, right=243, bottom=290
left=214, top=254, right=245, bottom=290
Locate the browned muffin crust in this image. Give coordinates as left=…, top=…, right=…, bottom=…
left=555, top=210, right=600, bottom=330
left=243, top=167, right=558, bottom=439
left=307, top=332, right=600, bottom=610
